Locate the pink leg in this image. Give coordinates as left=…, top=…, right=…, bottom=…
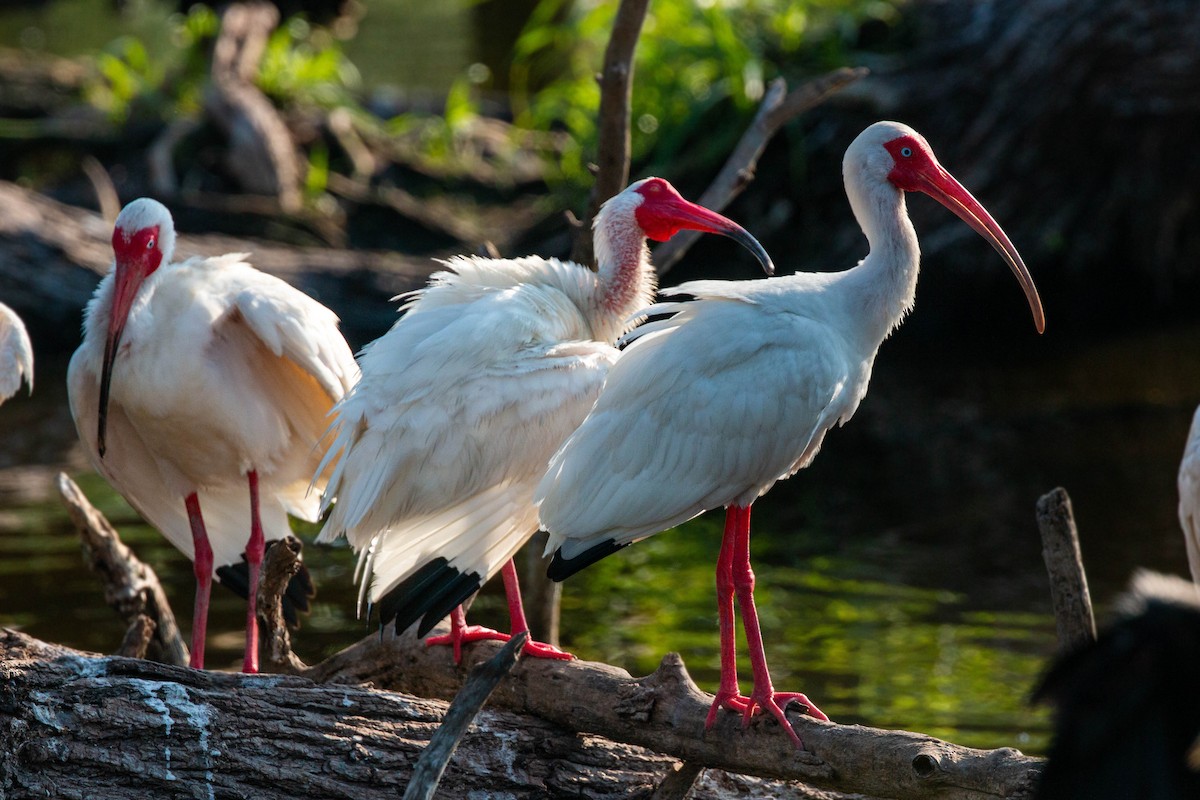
left=242, top=470, right=264, bottom=674
left=731, top=503, right=828, bottom=748
left=499, top=560, right=573, bottom=660
left=426, top=560, right=575, bottom=663
left=706, top=506, right=749, bottom=728
left=185, top=493, right=212, bottom=670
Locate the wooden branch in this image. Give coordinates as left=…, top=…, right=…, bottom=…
left=652, top=67, right=869, bottom=275
left=403, top=632, right=527, bottom=800
left=116, top=614, right=156, bottom=660
left=56, top=472, right=190, bottom=667
left=257, top=535, right=308, bottom=674
left=1036, top=487, right=1097, bottom=650
left=651, top=761, right=704, bottom=799
left=305, top=633, right=1042, bottom=798
left=0, top=631, right=867, bottom=800
left=205, top=2, right=302, bottom=212
left=570, top=0, right=651, bottom=266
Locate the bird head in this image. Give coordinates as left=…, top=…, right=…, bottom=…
left=621, top=177, right=775, bottom=276
left=848, top=121, right=1045, bottom=334
left=97, top=198, right=176, bottom=457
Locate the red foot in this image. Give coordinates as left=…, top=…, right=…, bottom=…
left=425, top=625, right=576, bottom=663
left=706, top=689, right=828, bottom=748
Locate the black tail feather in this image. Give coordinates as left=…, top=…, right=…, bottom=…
left=375, top=558, right=483, bottom=638
left=215, top=539, right=315, bottom=627
left=547, top=539, right=629, bottom=581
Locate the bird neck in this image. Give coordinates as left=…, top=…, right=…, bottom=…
left=844, top=179, right=922, bottom=347
left=591, top=211, right=658, bottom=326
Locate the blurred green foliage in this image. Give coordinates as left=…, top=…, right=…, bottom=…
left=510, top=0, right=905, bottom=188
left=76, top=0, right=904, bottom=199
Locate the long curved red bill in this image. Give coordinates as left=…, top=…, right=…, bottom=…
left=918, top=167, right=1045, bottom=334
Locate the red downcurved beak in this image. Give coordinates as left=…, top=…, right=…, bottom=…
left=915, top=166, right=1045, bottom=334
left=97, top=247, right=156, bottom=457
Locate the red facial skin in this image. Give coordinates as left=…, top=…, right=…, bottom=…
left=883, top=135, right=1045, bottom=334
left=632, top=178, right=774, bottom=276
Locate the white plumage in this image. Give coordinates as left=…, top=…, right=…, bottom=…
left=537, top=121, right=1045, bottom=747
left=1177, top=405, right=1200, bottom=583
left=0, top=302, right=33, bottom=404
left=318, top=177, right=773, bottom=658
left=68, top=197, right=358, bottom=671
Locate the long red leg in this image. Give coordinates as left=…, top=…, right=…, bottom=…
left=499, top=560, right=573, bottom=660
left=706, top=505, right=749, bottom=727
left=185, top=492, right=212, bottom=670
left=243, top=470, right=264, bottom=674
left=731, top=503, right=828, bottom=748
left=426, top=559, right=575, bottom=662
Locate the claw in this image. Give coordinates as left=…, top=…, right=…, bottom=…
left=425, top=625, right=575, bottom=663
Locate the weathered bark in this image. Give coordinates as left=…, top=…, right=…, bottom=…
left=302, top=632, right=1043, bottom=799
left=1035, top=488, right=1097, bottom=651
left=0, top=179, right=434, bottom=347
left=0, top=631, right=889, bottom=800
left=402, top=632, right=526, bottom=800
left=58, top=472, right=190, bottom=667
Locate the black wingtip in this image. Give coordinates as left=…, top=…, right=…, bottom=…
left=547, top=539, right=630, bottom=582
left=214, top=540, right=315, bottom=628
left=375, top=558, right=483, bottom=638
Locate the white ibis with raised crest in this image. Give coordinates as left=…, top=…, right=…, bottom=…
left=0, top=303, right=33, bottom=405
left=536, top=121, right=1046, bottom=747
left=68, top=198, right=359, bottom=672
left=317, top=177, right=774, bottom=661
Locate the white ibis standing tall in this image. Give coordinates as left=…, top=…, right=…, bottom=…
left=536, top=121, right=1046, bottom=746
left=1177, top=405, right=1200, bottom=583
left=0, top=303, right=33, bottom=404
left=317, top=177, right=774, bottom=660
left=68, top=198, right=359, bottom=672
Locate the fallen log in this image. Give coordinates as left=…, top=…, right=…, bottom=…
left=0, top=629, right=1043, bottom=800
left=0, top=631, right=878, bottom=800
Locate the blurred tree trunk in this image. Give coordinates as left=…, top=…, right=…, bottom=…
left=738, top=0, right=1200, bottom=332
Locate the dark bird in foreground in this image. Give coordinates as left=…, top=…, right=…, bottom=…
left=1033, top=570, right=1200, bottom=800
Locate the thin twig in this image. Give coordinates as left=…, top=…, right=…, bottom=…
left=1036, top=487, right=1097, bottom=650
left=651, top=761, right=704, bottom=800
left=571, top=0, right=651, bottom=266
left=401, top=631, right=529, bottom=800
left=652, top=66, right=868, bottom=275
left=257, top=535, right=308, bottom=674
left=56, top=473, right=190, bottom=666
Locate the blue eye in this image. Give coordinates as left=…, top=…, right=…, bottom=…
left=147, top=237, right=156, bottom=249
left=900, top=147, right=913, bottom=158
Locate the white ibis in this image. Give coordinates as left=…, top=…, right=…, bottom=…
left=1178, top=405, right=1200, bottom=583
left=0, top=303, right=33, bottom=404
left=317, top=177, right=774, bottom=661
left=536, top=121, right=1045, bottom=747
left=68, top=197, right=359, bottom=672
left=1032, top=571, right=1200, bottom=799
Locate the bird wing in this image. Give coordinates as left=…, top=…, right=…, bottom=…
left=0, top=303, right=33, bottom=402
left=1178, top=406, right=1200, bottom=583
left=538, top=291, right=860, bottom=561
left=212, top=263, right=360, bottom=518
left=67, top=346, right=294, bottom=574
left=319, top=269, right=617, bottom=603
